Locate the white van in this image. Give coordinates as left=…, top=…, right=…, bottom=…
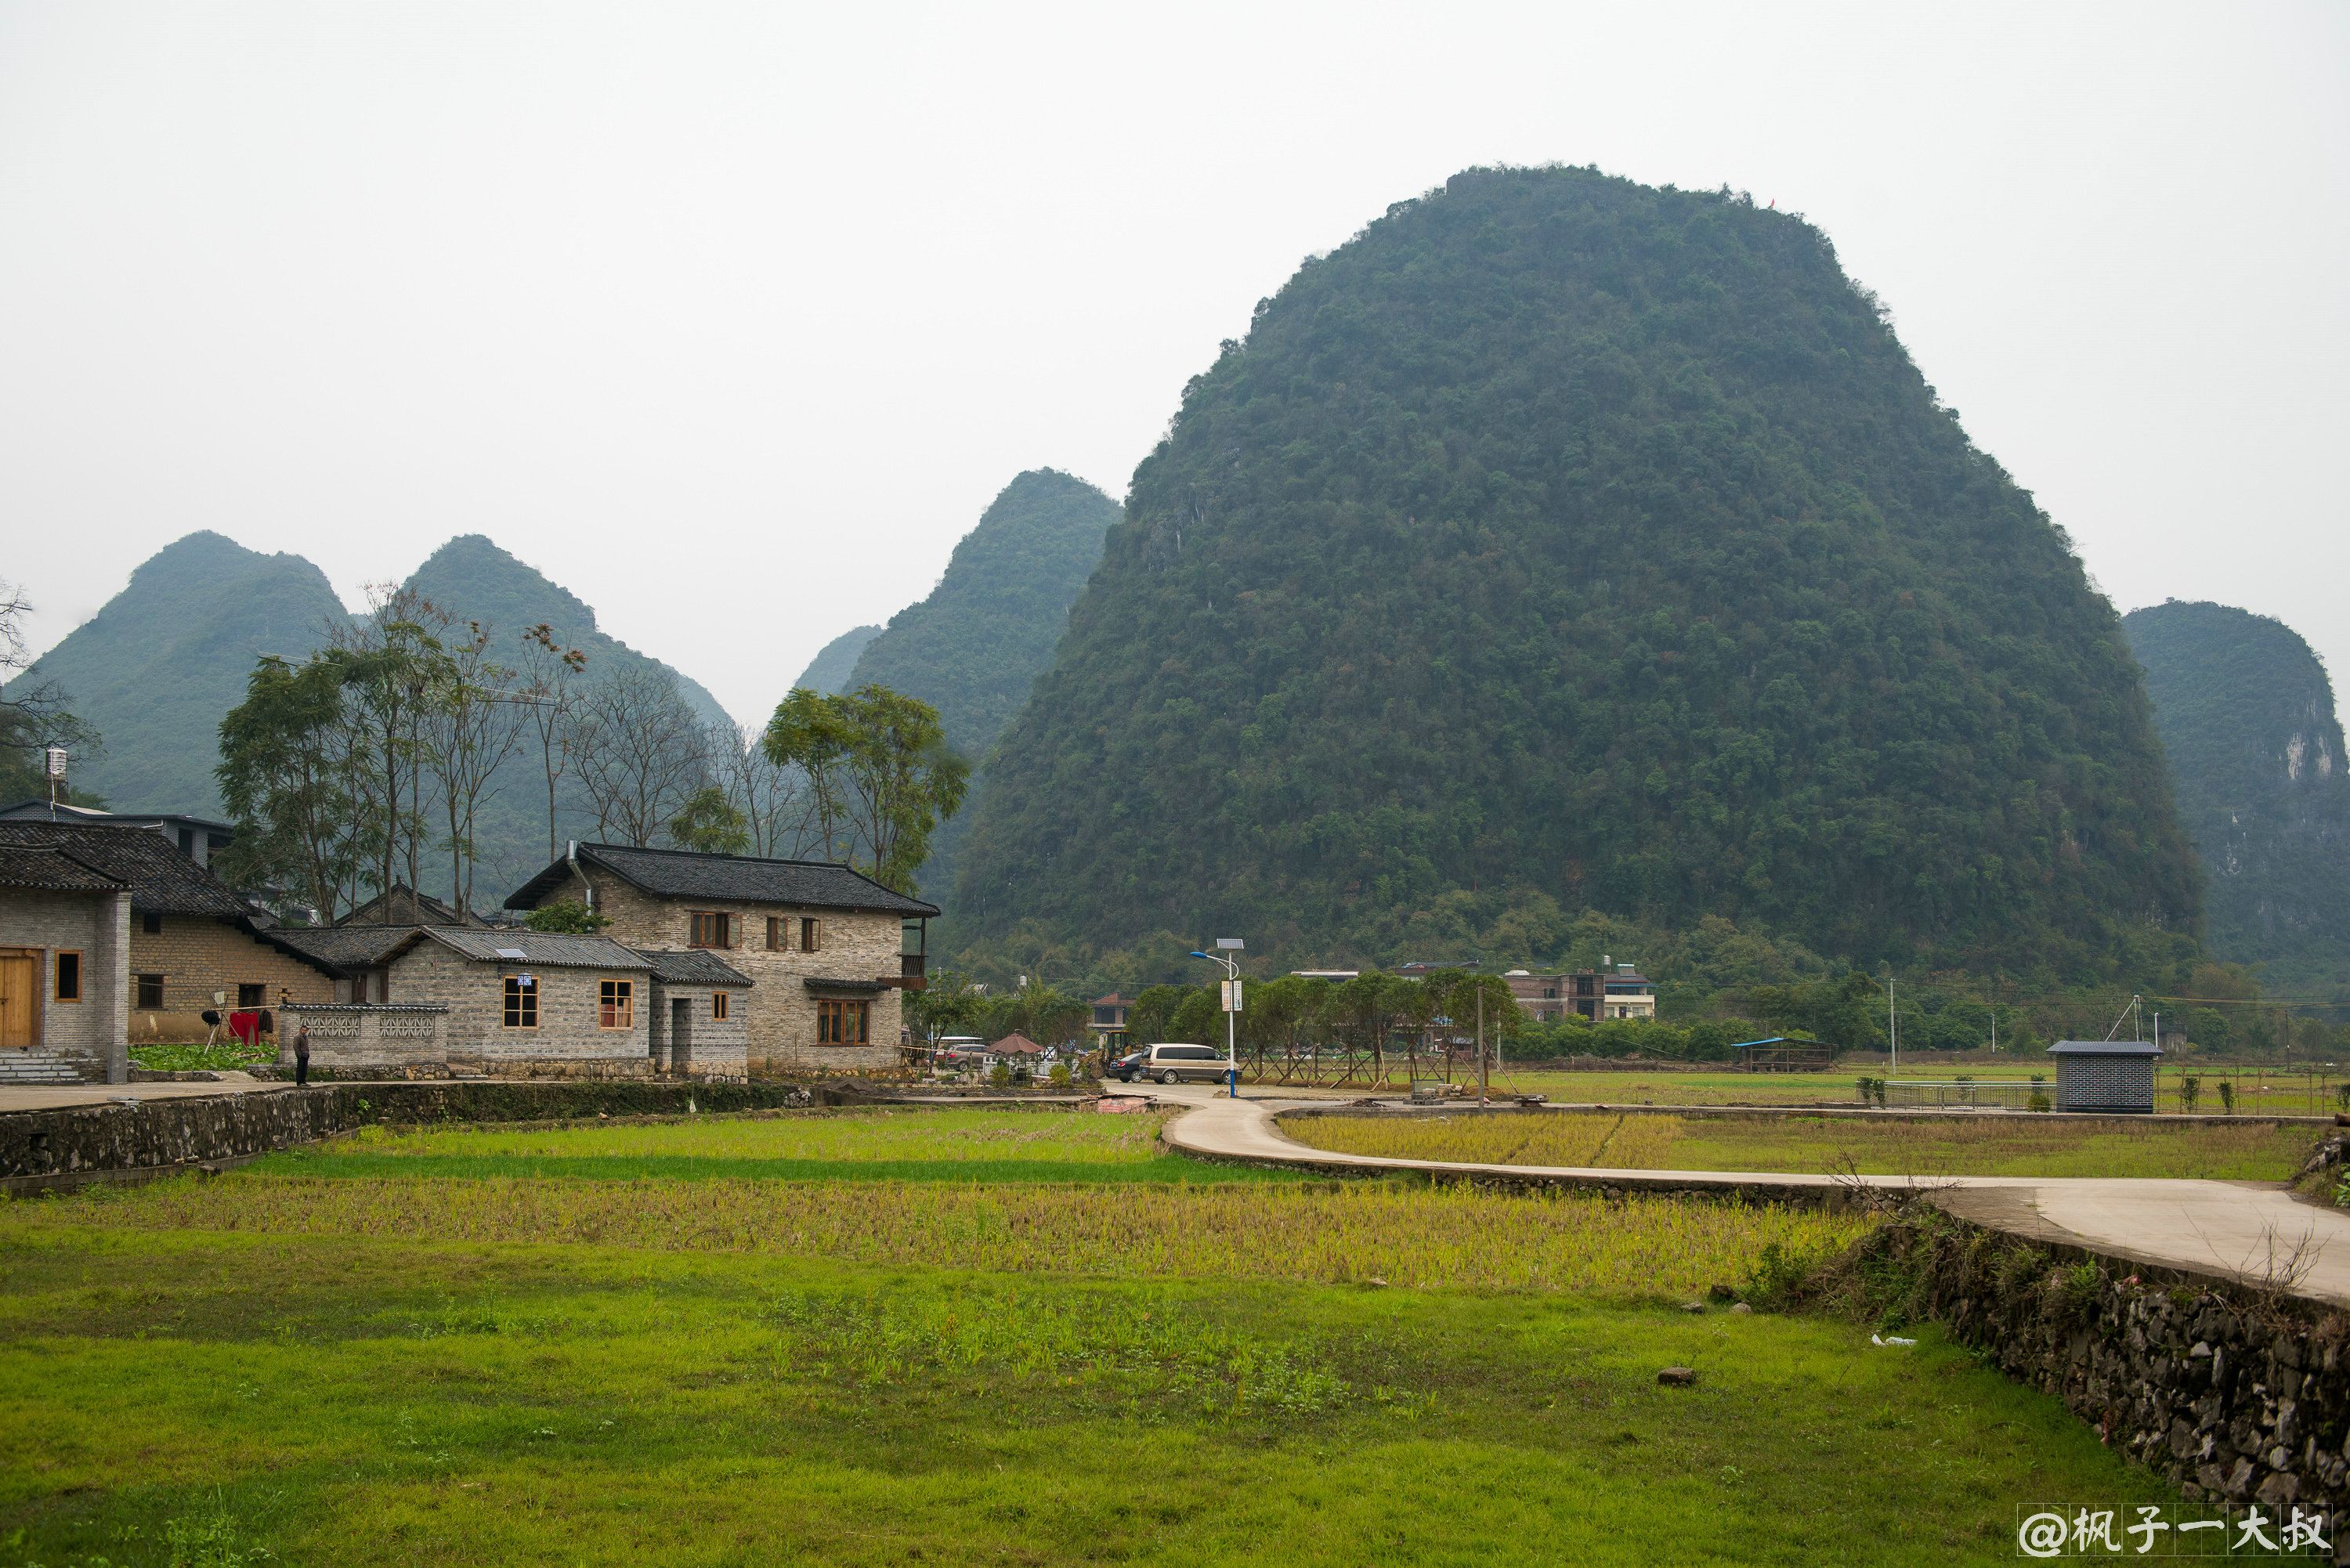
left=1137, top=1042, right=1233, bottom=1085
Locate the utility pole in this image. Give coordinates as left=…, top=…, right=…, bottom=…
left=1888, top=977, right=1898, bottom=1082
left=1477, top=986, right=1488, bottom=1108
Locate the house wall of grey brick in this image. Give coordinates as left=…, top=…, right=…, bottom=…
left=386, top=941, right=651, bottom=1069
left=547, top=867, right=905, bottom=1071
left=646, top=981, right=751, bottom=1076
left=0, top=887, right=128, bottom=1083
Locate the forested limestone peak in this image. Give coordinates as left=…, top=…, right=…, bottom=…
left=791, top=624, right=884, bottom=699
left=2123, top=600, right=2350, bottom=994
left=952, top=164, right=2201, bottom=980
left=846, top=468, right=1121, bottom=757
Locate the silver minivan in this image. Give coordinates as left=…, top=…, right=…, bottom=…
left=1139, top=1043, right=1232, bottom=1085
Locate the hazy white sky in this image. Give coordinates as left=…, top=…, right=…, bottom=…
left=3, top=2, right=2345, bottom=727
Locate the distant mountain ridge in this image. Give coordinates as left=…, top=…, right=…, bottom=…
left=844, top=468, right=1122, bottom=903
left=2124, top=601, right=2350, bottom=995
left=5, top=531, right=351, bottom=813
left=403, top=535, right=734, bottom=735
left=790, top=624, right=884, bottom=698
left=8, top=531, right=735, bottom=824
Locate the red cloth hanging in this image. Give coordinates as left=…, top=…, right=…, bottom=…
left=228, top=1010, right=261, bottom=1045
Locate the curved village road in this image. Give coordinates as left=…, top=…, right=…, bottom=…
left=1114, top=1083, right=2350, bottom=1306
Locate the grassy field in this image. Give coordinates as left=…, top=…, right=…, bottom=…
left=256, top=1107, right=1307, bottom=1187
left=2, top=1106, right=2192, bottom=1564
left=1284, top=1109, right=2319, bottom=1180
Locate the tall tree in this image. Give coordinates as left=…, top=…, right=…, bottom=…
left=761, top=685, right=968, bottom=892
left=516, top=623, right=588, bottom=866
left=421, top=621, right=532, bottom=916
left=568, top=663, right=707, bottom=847
left=214, top=654, right=366, bottom=920
left=331, top=585, right=453, bottom=898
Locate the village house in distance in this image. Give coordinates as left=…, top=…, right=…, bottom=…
left=1504, top=963, right=1658, bottom=1023
left=502, top=842, right=938, bottom=1073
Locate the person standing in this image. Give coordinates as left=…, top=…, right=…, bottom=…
left=294, top=1023, right=311, bottom=1086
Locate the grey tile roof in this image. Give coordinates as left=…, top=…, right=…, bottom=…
left=270, top=925, right=422, bottom=970
left=2047, top=1039, right=2164, bottom=1056
left=411, top=927, right=650, bottom=970
left=0, top=821, right=248, bottom=916
left=634, top=948, right=753, bottom=987
left=0, top=844, right=132, bottom=893
left=504, top=842, right=939, bottom=918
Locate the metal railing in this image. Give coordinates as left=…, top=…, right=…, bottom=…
left=1878, top=1079, right=2045, bottom=1111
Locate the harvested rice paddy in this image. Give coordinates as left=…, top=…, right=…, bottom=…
left=1283, top=1107, right=2319, bottom=1180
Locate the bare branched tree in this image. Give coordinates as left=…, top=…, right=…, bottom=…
left=516, top=624, right=588, bottom=867
left=566, top=663, right=707, bottom=847
left=421, top=621, right=533, bottom=916
left=0, top=576, right=103, bottom=787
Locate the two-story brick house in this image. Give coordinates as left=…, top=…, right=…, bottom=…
left=502, top=842, right=938, bottom=1072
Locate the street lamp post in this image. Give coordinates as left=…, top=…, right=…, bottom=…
left=1190, top=939, right=1244, bottom=1098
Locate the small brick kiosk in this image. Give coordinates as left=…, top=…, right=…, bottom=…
left=2047, top=1039, right=2162, bottom=1114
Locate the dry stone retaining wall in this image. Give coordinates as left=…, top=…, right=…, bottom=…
left=1851, top=1207, right=2350, bottom=1551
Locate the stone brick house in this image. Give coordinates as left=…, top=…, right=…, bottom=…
left=370, top=927, right=655, bottom=1072
left=0, top=820, right=342, bottom=1043
left=273, top=924, right=752, bottom=1078
left=0, top=841, right=132, bottom=1083
left=504, top=842, right=938, bottom=1072
left=640, top=948, right=754, bottom=1075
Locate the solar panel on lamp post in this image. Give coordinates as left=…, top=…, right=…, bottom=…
left=1189, top=939, right=1243, bottom=1097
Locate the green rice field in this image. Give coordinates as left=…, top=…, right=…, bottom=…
left=2, top=1104, right=2192, bottom=1564
left=256, top=1105, right=1306, bottom=1185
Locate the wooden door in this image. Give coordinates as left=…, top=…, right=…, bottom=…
left=0, top=955, right=35, bottom=1047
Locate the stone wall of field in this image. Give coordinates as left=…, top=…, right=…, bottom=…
left=1847, top=1197, right=2350, bottom=1532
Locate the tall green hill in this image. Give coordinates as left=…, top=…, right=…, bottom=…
left=953, top=166, right=2202, bottom=980
left=3, top=532, right=352, bottom=814
left=2122, top=602, right=2350, bottom=997
left=843, top=469, right=1121, bottom=904
left=7, top=533, right=737, bottom=900
left=846, top=470, right=1122, bottom=754
left=790, top=625, right=884, bottom=698
left=403, top=536, right=734, bottom=734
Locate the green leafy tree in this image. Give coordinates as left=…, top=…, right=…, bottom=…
left=525, top=898, right=611, bottom=934
left=761, top=685, right=969, bottom=893
left=907, top=968, right=984, bottom=1044
left=215, top=654, right=367, bottom=920
left=669, top=785, right=751, bottom=854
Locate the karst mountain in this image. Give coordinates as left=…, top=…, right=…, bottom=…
left=953, top=165, right=2203, bottom=977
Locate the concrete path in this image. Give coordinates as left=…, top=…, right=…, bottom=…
left=1117, top=1084, right=2350, bottom=1305
left=0, top=1079, right=298, bottom=1112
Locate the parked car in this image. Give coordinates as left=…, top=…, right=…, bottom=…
left=932, top=1037, right=989, bottom=1069
left=1137, top=1043, right=1233, bottom=1086
left=1106, top=1050, right=1149, bottom=1082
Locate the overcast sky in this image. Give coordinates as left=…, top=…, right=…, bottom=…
left=2, top=2, right=2344, bottom=728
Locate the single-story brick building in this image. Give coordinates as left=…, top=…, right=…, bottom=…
left=272, top=924, right=754, bottom=1078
